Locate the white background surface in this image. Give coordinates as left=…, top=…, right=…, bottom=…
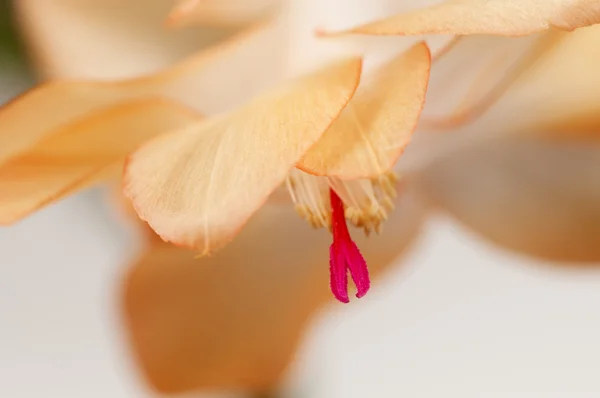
left=1, top=61, right=600, bottom=398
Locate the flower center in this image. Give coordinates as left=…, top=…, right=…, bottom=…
left=286, top=169, right=398, bottom=302
left=286, top=169, right=397, bottom=234
left=329, top=188, right=370, bottom=303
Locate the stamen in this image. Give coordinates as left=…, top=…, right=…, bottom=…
left=329, top=173, right=397, bottom=235
left=329, top=188, right=370, bottom=303
left=287, top=169, right=398, bottom=235
left=286, top=169, right=330, bottom=228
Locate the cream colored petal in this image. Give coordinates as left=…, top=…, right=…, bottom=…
left=15, top=0, right=227, bottom=80
left=274, top=0, right=442, bottom=76
left=0, top=21, right=284, bottom=166
left=154, top=20, right=287, bottom=114
left=0, top=83, right=135, bottom=166
left=123, top=185, right=428, bottom=394
left=422, top=24, right=600, bottom=140
left=327, top=0, right=600, bottom=37
left=421, top=32, right=565, bottom=129
left=0, top=100, right=200, bottom=224
left=123, top=57, right=362, bottom=254
left=488, top=24, right=600, bottom=140
left=168, top=0, right=280, bottom=28
left=298, top=42, right=430, bottom=179
left=399, top=25, right=600, bottom=176
left=413, top=137, right=600, bottom=263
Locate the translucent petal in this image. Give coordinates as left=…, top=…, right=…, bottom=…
left=421, top=32, right=564, bottom=129
left=0, top=21, right=284, bottom=165
left=492, top=25, right=600, bottom=140
left=298, top=42, right=430, bottom=179
left=0, top=100, right=200, bottom=224
left=123, top=57, right=362, bottom=253
left=326, top=0, right=600, bottom=37
left=399, top=26, right=600, bottom=176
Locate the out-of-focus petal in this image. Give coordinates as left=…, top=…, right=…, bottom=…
left=413, top=137, right=600, bottom=263
left=490, top=25, right=600, bottom=140
left=123, top=185, right=428, bottom=394
left=399, top=25, right=600, bottom=175
left=15, top=0, right=227, bottom=80
left=0, top=21, right=284, bottom=165
left=280, top=0, right=437, bottom=76
left=0, top=100, right=200, bottom=224
left=167, top=0, right=279, bottom=28
left=298, top=42, right=430, bottom=179
left=326, top=0, right=600, bottom=37
left=123, top=57, right=362, bottom=254
left=421, top=31, right=564, bottom=128
left=421, top=24, right=600, bottom=140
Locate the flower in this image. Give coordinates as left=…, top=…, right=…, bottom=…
left=122, top=0, right=600, bottom=293
left=3, top=0, right=436, bottom=303
left=2, top=0, right=600, bottom=394
left=120, top=40, right=432, bottom=302
left=1, top=0, right=429, bottom=393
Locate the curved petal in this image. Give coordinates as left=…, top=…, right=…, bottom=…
left=421, top=32, right=565, bottom=129
left=167, top=0, right=280, bottom=28
left=421, top=24, right=600, bottom=141
left=298, top=42, right=430, bottom=179
left=0, top=21, right=285, bottom=165
left=122, top=186, right=429, bottom=394
left=325, top=0, right=600, bottom=37
left=0, top=100, right=201, bottom=224
left=123, top=57, right=362, bottom=254
left=398, top=25, right=600, bottom=181
left=15, top=0, right=226, bottom=80
left=413, top=137, right=600, bottom=263
left=495, top=25, right=600, bottom=140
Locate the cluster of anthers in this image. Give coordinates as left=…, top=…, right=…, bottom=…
left=286, top=170, right=398, bottom=234
left=286, top=170, right=399, bottom=303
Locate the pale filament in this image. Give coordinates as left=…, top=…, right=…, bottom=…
left=286, top=168, right=398, bottom=235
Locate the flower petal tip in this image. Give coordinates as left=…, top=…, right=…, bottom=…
left=299, top=42, right=430, bottom=179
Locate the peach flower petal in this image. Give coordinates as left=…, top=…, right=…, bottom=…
left=298, top=42, right=431, bottom=179
left=0, top=21, right=284, bottom=165
left=0, top=100, right=200, bottom=224
left=123, top=57, right=362, bottom=254
left=326, top=0, right=600, bottom=37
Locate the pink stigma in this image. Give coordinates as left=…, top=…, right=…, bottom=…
left=329, top=189, right=370, bottom=303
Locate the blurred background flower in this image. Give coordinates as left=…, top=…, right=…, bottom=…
left=1, top=1, right=600, bottom=398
